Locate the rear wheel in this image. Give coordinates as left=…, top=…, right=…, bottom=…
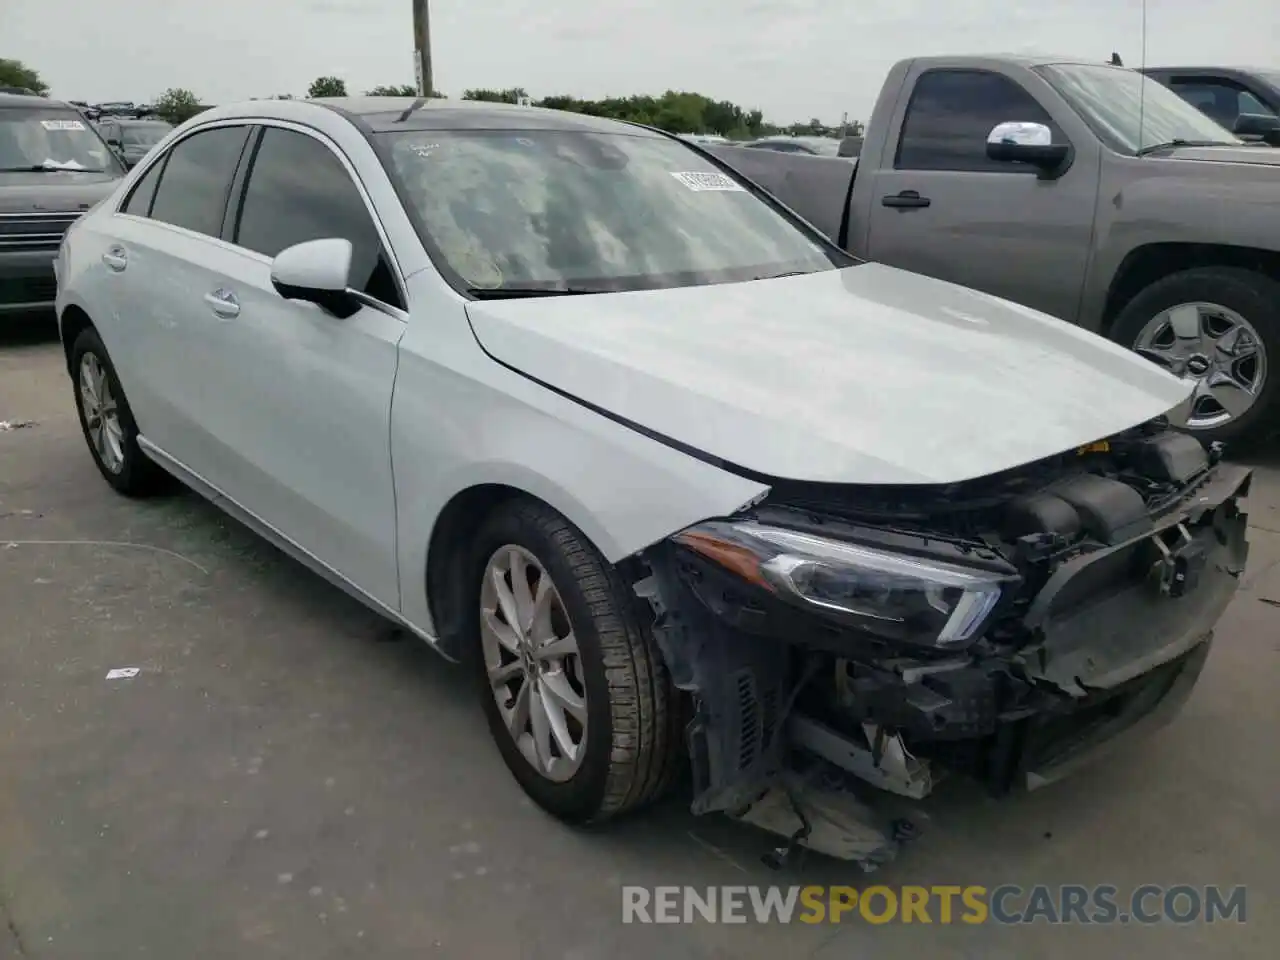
left=1111, top=266, right=1280, bottom=448
left=70, top=327, right=168, bottom=496
left=466, top=498, right=681, bottom=823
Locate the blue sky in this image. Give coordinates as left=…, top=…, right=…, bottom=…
left=3, top=0, right=1273, bottom=124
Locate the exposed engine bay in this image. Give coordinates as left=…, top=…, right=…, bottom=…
left=629, top=421, right=1251, bottom=869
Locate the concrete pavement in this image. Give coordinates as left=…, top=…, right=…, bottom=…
left=2, top=319, right=1278, bottom=959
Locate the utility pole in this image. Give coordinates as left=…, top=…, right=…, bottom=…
left=412, top=0, right=432, bottom=96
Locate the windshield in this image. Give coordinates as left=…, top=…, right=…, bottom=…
left=121, top=123, right=171, bottom=147
left=1038, top=63, right=1241, bottom=154
left=0, top=107, right=120, bottom=172
left=378, top=129, right=848, bottom=294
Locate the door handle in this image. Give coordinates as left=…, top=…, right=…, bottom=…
left=881, top=190, right=931, bottom=209
left=102, top=245, right=128, bottom=271
left=204, top=288, right=240, bottom=319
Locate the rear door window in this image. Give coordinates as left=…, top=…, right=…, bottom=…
left=147, top=125, right=251, bottom=237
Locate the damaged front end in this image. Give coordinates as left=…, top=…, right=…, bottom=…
left=631, top=424, right=1250, bottom=868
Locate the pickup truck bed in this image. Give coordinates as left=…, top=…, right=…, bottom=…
left=706, top=144, right=857, bottom=246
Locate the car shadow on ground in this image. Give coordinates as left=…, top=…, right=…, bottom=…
left=0, top=310, right=59, bottom=346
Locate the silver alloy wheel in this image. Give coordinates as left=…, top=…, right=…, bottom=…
left=1132, top=301, right=1267, bottom=430
left=79, top=352, right=125, bottom=473
left=480, top=544, right=588, bottom=782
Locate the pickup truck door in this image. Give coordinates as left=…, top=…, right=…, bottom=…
left=859, top=65, right=1099, bottom=323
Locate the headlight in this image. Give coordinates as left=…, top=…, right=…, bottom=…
left=672, top=520, right=1015, bottom=648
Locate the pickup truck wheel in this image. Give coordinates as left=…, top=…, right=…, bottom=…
left=466, top=498, right=681, bottom=824
left=1112, top=266, right=1279, bottom=447
left=70, top=328, right=169, bottom=497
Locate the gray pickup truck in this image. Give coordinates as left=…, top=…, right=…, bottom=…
left=708, top=55, right=1280, bottom=447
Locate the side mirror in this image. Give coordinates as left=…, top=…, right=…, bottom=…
left=1233, top=112, right=1280, bottom=145
left=270, top=238, right=359, bottom=317
left=986, top=121, right=1071, bottom=175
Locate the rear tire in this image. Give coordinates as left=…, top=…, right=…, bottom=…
left=70, top=327, right=169, bottom=497
left=1111, top=266, right=1280, bottom=449
left=465, top=497, right=681, bottom=824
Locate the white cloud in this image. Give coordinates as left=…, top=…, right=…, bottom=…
left=1, top=0, right=1270, bottom=124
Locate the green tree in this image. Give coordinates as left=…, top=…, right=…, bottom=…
left=289, top=78, right=853, bottom=141
left=153, top=88, right=203, bottom=125
left=307, top=76, right=348, bottom=98
left=0, top=58, right=49, bottom=96
left=367, top=84, right=418, bottom=97
left=462, top=87, right=527, bottom=104
left=492, top=87, right=820, bottom=140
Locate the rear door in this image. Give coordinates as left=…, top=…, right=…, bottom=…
left=100, top=123, right=254, bottom=469
left=186, top=123, right=406, bottom=606
left=860, top=66, right=1098, bottom=323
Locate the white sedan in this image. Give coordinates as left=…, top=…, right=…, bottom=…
left=55, top=96, right=1249, bottom=865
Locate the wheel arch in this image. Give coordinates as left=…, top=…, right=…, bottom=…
left=59, top=303, right=96, bottom=377
left=421, top=472, right=628, bottom=661
left=1101, top=242, right=1280, bottom=339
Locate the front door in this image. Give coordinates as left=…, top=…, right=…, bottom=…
left=861, top=67, right=1097, bottom=324
left=185, top=124, right=407, bottom=608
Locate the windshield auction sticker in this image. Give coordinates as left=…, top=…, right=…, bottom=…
left=669, top=171, right=744, bottom=192
left=40, top=119, right=86, bottom=131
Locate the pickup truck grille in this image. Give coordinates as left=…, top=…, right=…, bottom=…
left=0, top=211, right=82, bottom=252
left=0, top=275, right=57, bottom=305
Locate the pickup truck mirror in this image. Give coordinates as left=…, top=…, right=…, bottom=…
left=986, top=122, right=1070, bottom=175
left=1232, top=112, right=1280, bottom=146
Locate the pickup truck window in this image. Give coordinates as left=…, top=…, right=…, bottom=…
left=1039, top=63, right=1240, bottom=155
left=1166, top=79, right=1274, bottom=127
left=380, top=129, right=850, bottom=295
left=895, top=70, right=1063, bottom=173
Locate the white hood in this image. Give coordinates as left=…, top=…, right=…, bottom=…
left=465, top=264, right=1192, bottom=485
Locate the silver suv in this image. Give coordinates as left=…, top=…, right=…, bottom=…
left=0, top=91, right=124, bottom=316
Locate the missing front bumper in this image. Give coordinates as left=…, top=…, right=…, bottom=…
left=636, top=459, right=1250, bottom=862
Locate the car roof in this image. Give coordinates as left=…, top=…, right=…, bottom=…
left=1141, top=65, right=1271, bottom=73
left=906, top=53, right=1114, bottom=70
left=1139, top=65, right=1280, bottom=83
left=206, top=96, right=667, bottom=136
left=0, top=92, right=79, bottom=109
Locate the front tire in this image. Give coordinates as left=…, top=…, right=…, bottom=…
left=466, top=498, right=681, bottom=824
left=70, top=327, right=168, bottom=496
left=1111, top=266, right=1280, bottom=448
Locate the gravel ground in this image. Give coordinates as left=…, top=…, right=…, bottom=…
left=3, top=318, right=1278, bottom=959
